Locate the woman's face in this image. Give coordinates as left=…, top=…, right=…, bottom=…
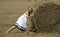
left=28, top=7, right=33, bottom=14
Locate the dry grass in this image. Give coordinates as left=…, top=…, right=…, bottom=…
left=0, top=0, right=60, bottom=37
left=33, top=3, right=60, bottom=33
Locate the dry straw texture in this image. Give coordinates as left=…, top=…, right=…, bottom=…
left=31, top=3, right=60, bottom=33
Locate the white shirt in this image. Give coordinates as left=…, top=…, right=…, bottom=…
left=15, top=13, right=27, bottom=29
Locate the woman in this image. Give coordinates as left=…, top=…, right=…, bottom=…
left=6, top=6, right=33, bottom=34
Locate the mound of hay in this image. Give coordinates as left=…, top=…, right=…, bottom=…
left=32, top=3, right=60, bottom=32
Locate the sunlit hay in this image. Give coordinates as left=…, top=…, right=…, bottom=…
left=32, top=3, right=60, bottom=33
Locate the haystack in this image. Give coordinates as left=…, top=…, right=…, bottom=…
left=32, top=3, right=60, bottom=32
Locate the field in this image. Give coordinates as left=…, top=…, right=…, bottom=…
left=0, top=0, right=60, bottom=37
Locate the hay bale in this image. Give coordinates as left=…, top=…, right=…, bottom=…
left=33, top=3, right=60, bottom=32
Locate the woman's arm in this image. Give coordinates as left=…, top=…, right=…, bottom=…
left=28, top=13, right=33, bottom=18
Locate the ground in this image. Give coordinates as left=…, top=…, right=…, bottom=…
left=0, top=0, right=60, bottom=37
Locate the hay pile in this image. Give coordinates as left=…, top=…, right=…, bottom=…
left=32, top=3, right=60, bottom=32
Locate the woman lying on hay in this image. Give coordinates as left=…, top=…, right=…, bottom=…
left=6, top=6, right=36, bottom=34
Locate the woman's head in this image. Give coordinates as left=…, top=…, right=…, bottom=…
left=28, top=6, right=33, bottom=14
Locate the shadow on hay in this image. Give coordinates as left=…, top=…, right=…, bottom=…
left=30, top=3, right=60, bottom=33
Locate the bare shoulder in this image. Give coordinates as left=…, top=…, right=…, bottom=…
left=25, top=11, right=28, bottom=18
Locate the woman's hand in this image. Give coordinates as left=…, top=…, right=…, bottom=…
left=28, top=15, right=33, bottom=18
